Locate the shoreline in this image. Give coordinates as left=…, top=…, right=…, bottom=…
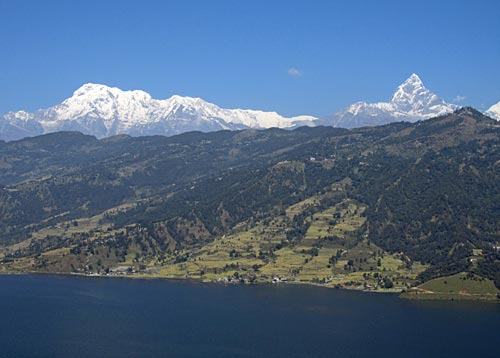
left=2, top=270, right=499, bottom=303
left=0, top=268, right=404, bottom=293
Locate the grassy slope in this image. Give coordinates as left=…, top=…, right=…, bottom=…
left=401, top=272, right=500, bottom=301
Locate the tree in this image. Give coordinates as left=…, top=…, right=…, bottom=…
left=383, top=277, right=393, bottom=289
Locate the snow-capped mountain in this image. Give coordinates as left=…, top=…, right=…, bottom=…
left=320, top=74, right=459, bottom=128
left=485, top=101, right=500, bottom=121
left=2, top=75, right=495, bottom=142
left=0, top=84, right=317, bottom=141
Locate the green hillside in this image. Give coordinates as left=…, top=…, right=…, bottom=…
left=402, top=272, right=500, bottom=301
left=1, top=108, right=500, bottom=299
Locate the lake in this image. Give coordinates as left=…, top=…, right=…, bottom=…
left=0, top=275, right=498, bottom=358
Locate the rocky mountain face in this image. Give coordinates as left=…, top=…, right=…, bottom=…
left=320, top=74, right=459, bottom=128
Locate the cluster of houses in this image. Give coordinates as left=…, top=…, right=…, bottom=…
left=213, top=275, right=290, bottom=285
left=272, top=276, right=288, bottom=283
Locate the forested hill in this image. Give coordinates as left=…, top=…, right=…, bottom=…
left=1, top=107, right=499, bottom=293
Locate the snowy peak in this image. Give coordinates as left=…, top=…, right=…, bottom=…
left=73, top=83, right=151, bottom=97
left=164, top=95, right=207, bottom=108
left=391, top=73, right=426, bottom=107
left=69, top=83, right=153, bottom=108
left=390, top=73, right=453, bottom=116
left=72, top=83, right=118, bottom=96
left=391, top=73, right=424, bottom=101
left=321, top=73, right=459, bottom=128
left=485, top=101, right=500, bottom=120
left=47, top=83, right=158, bottom=131
left=0, top=84, right=318, bottom=141
left=2, top=77, right=494, bottom=142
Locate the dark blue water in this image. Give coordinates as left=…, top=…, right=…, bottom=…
left=0, top=275, right=499, bottom=358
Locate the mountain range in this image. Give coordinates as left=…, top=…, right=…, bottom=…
left=0, top=84, right=317, bottom=141
left=1, top=74, right=499, bottom=141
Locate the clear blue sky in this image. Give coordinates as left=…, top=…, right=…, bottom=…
left=0, top=0, right=499, bottom=116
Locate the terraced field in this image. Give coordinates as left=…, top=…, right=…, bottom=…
left=130, top=197, right=428, bottom=291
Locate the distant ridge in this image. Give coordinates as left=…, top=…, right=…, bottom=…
left=320, top=74, right=459, bottom=128
left=2, top=75, right=500, bottom=141
left=0, top=84, right=317, bottom=141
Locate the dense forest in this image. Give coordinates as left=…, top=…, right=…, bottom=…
left=1, top=108, right=499, bottom=290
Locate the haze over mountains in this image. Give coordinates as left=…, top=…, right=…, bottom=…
left=1, top=74, right=499, bottom=141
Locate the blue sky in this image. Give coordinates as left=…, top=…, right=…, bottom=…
left=0, top=0, right=499, bottom=116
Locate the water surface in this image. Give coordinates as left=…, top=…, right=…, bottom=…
left=0, top=275, right=498, bottom=358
